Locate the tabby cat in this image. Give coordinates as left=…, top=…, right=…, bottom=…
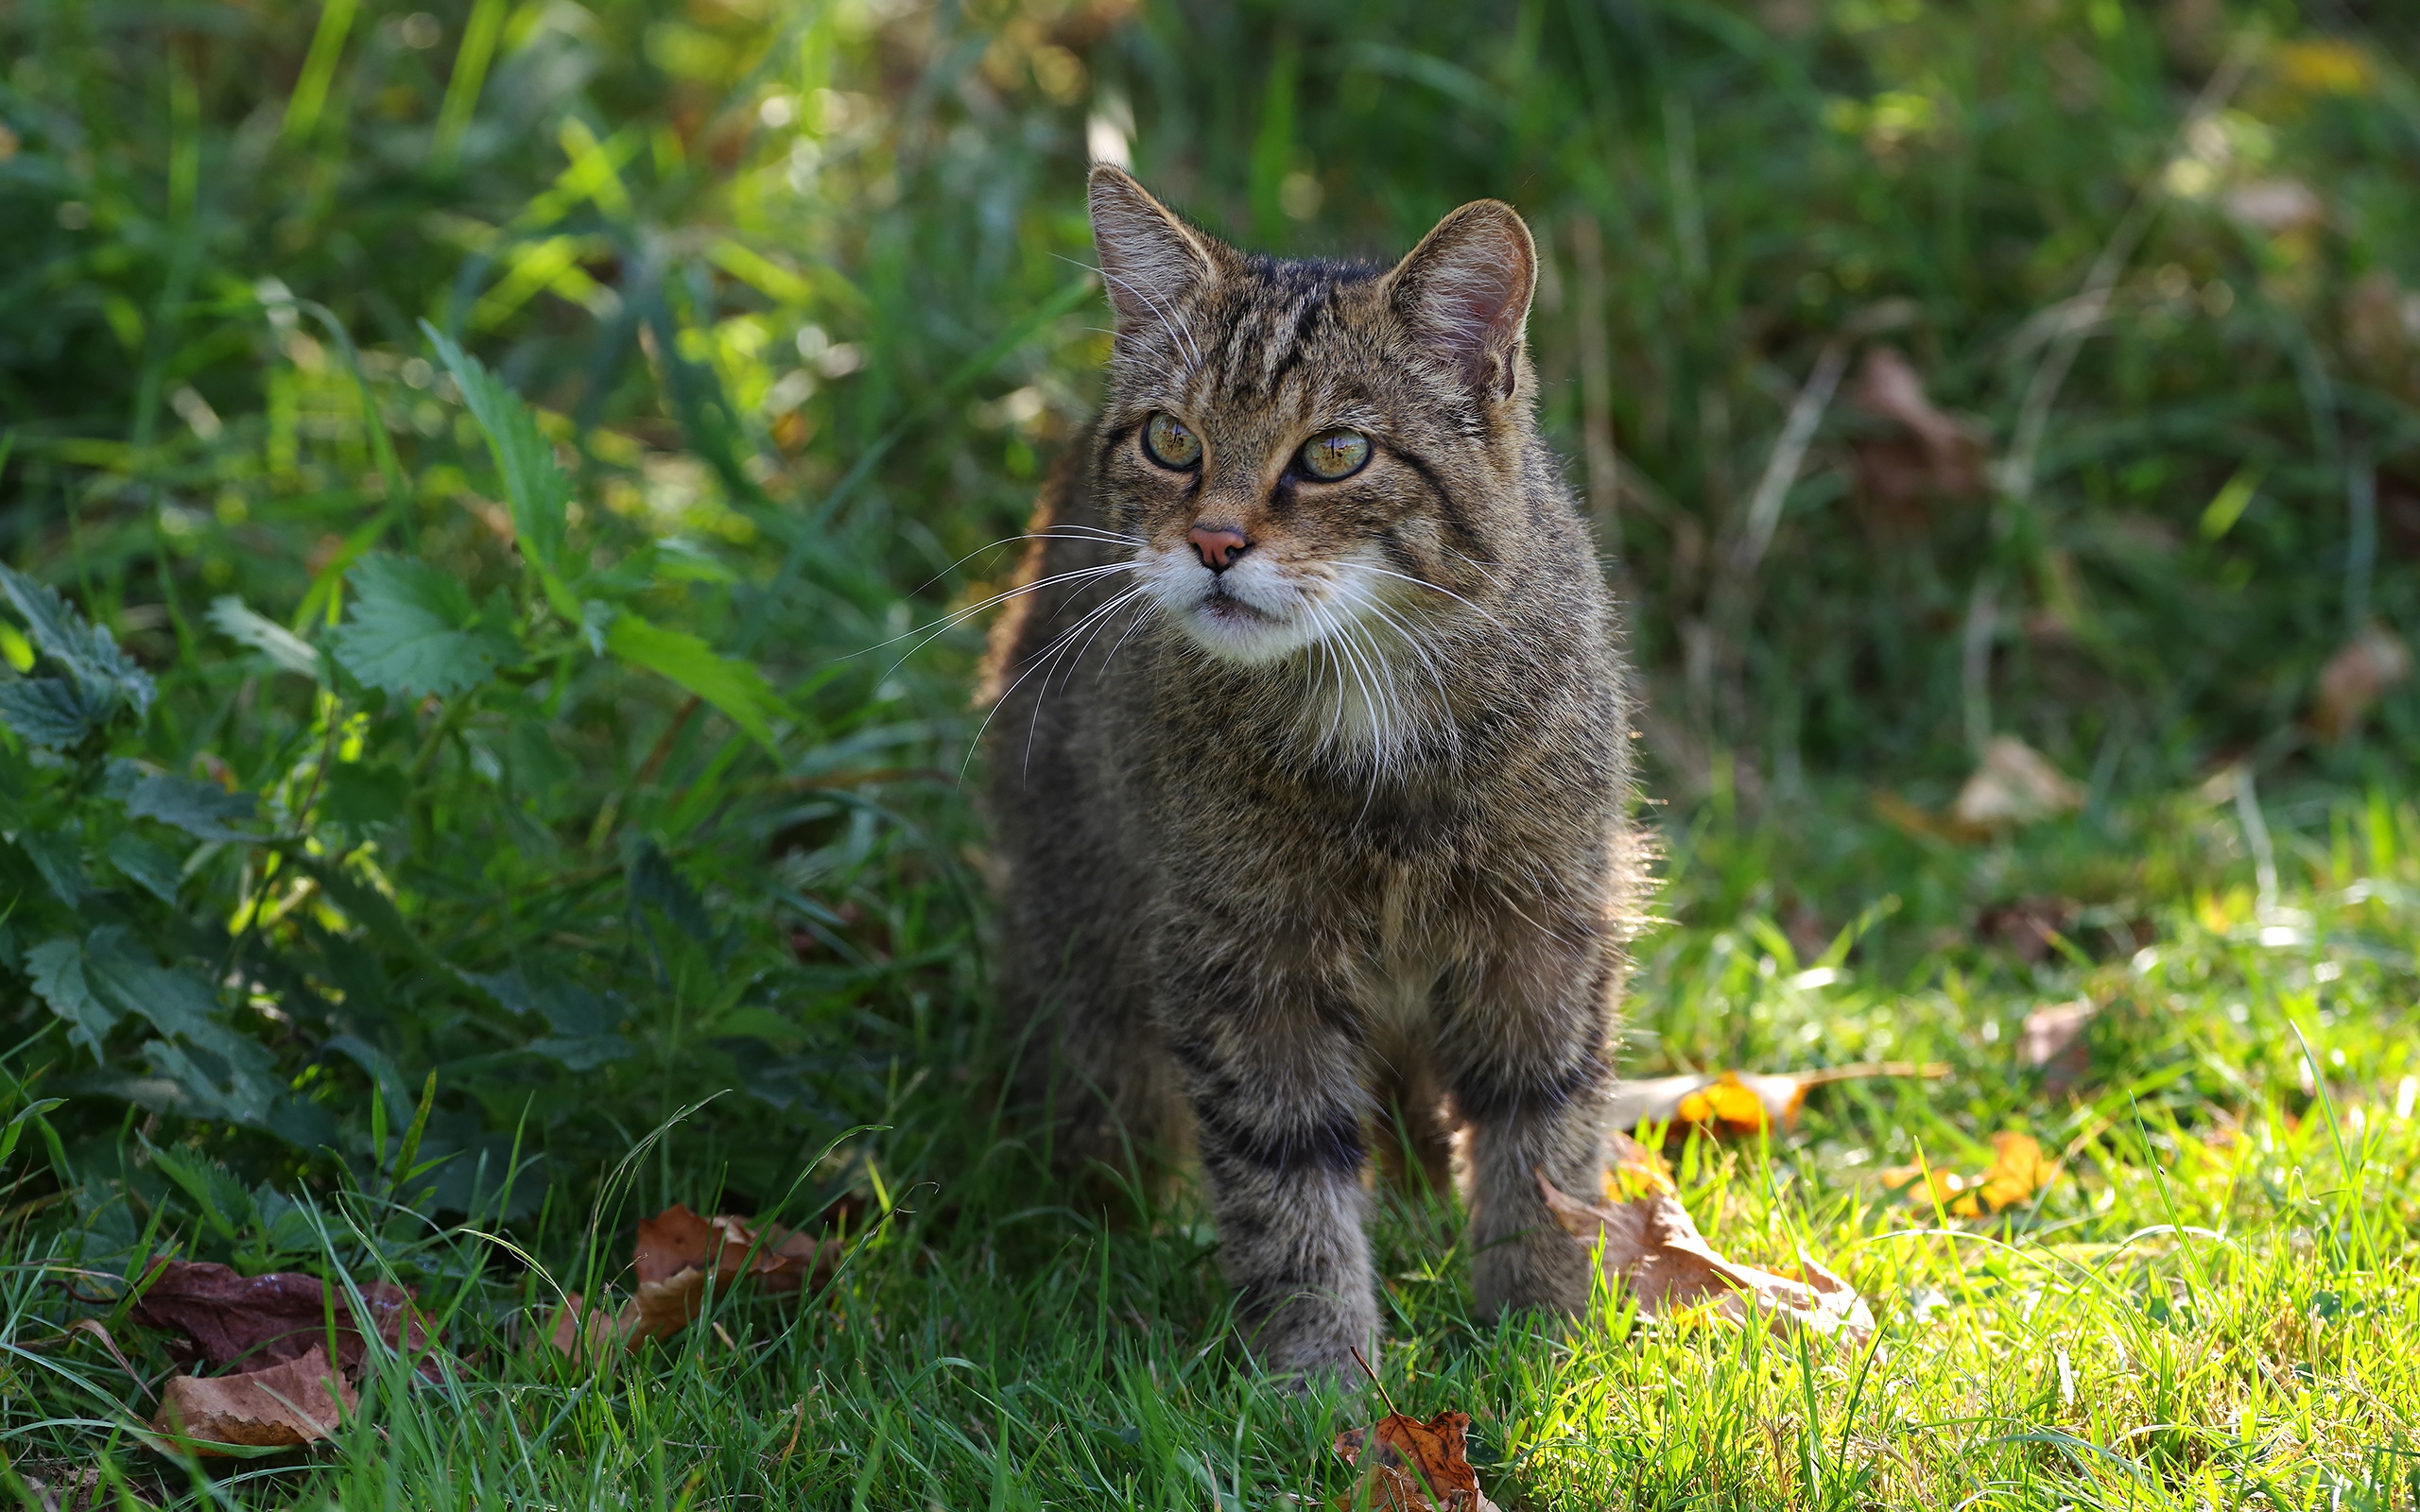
left=978, top=165, right=1644, bottom=1382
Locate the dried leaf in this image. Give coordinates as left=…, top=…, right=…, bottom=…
left=1333, top=1409, right=1500, bottom=1512
left=1605, top=1063, right=1945, bottom=1138
left=1950, top=737, right=2083, bottom=829
left=1975, top=897, right=2081, bottom=963
left=130, top=1260, right=429, bottom=1377
left=2311, top=625, right=2411, bottom=742
left=543, top=1206, right=841, bottom=1357
left=149, top=1344, right=354, bottom=1454
left=2019, top=999, right=2098, bottom=1098
left=1880, top=1131, right=2057, bottom=1217
left=1539, top=1133, right=1875, bottom=1342
left=1848, top=346, right=1986, bottom=497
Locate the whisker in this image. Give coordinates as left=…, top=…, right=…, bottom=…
left=1027, top=588, right=1152, bottom=772
left=872, top=561, right=1139, bottom=676
left=904, top=527, right=1141, bottom=599
left=1058, top=252, right=1204, bottom=369
left=963, top=580, right=1151, bottom=780
left=1351, top=563, right=1507, bottom=629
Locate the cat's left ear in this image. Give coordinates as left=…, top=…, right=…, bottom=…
left=1385, top=200, right=1537, bottom=404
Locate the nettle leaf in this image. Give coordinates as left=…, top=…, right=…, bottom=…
left=424, top=323, right=572, bottom=585
left=125, top=772, right=260, bottom=841
left=16, top=828, right=87, bottom=906
left=26, top=936, right=119, bottom=1060
left=333, top=554, right=519, bottom=698
left=208, top=595, right=323, bottom=680
left=106, top=832, right=187, bottom=902
left=320, top=761, right=408, bottom=828
left=0, top=562, right=156, bottom=726
left=0, top=676, right=114, bottom=749
left=628, top=839, right=714, bottom=944
left=603, top=611, right=785, bottom=754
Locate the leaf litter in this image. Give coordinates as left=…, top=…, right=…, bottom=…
left=1604, top=1061, right=1945, bottom=1138
left=127, top=1260, right=432, bottom=1456
left=1333, top=1351, right=1502, bottom=1512
left=1540, top=1132, right=1876, bottom=1343
left=544, top=1203, right=839, bottom=1357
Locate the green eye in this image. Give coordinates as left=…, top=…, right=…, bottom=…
left=1297, top=429, right=1371, bottom=481
left=1142, top=412, right=1201, bottom=469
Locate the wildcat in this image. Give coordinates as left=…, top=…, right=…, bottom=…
left=978, top=165, right=1643, bottom=1382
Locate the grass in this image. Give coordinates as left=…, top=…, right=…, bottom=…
left=3, top=0, right=2420, bottom=1504
left=8, top=780, right=2420, bottom=1509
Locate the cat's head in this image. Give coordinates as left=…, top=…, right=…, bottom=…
left=1085, top=165, right=1540, bottom=669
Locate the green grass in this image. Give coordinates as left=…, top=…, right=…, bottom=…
left=4, top=0, right=2420, bottom=1504
left=9, top=782, right=2419, bottom=1508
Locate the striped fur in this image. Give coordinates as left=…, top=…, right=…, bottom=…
left=979, top=166, right=1645, bottom=1383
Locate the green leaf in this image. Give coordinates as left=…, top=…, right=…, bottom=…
left=26, top=936, right=118, bottom=1060
left=105, top=832, right=186, bottom=902
left=0, top=563, right=156, bottom=722
left=16, top=829, right=86, bottom=906
left=628, top=837, right=713, bottom=944
left=149, top=1143, right=256, bottom=1241
left=208, top=595, right=324, bottom=679
left=124, top=772, right=260, bottom=842
left=0, top=676, right=114, bottom=749
left=333, top=553, right=519, bottom=697
left=423, top=323, right=575, bottom=593
left=603, top=611, right=784, bottom=754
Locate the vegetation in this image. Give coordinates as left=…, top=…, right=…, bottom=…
left=0, top=0, right=2415, bottom=1504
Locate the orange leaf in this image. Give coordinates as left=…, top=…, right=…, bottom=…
left=1880, top=1131, right=2056, bottom=1217
left=1333, top=1408, right=1500, bottom=1511
left=1542, top=1133, right=1874, bottom=1343
left=1607, top=1063, right=1943, bottom=1139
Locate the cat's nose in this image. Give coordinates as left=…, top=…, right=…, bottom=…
left=1186, top=524, right=1250, bottom=573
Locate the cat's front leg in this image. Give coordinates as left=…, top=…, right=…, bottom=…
left=1156, top=945, right=1377, bottom=1384
left=1434, top=927, right=1621, bottom=1321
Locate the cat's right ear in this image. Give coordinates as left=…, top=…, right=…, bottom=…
left=1088, top=164, right=1219, bottom=335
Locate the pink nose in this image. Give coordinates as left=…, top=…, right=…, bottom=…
left=1187, top=525, right=1249, bottom=572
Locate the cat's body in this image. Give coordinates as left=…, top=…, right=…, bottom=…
left=980, top=167, right=1643, bottom=1380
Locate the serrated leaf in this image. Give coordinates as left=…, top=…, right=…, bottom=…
left=125, top=773, right=260, bottom=842
left=208, top=596, right=324, bottom=680
left=107, top=832, right=187, bottom=902
left=0, top=676, right=112, bottom=748
left=332, top=554, right=519, bottom=697
left=26, top=936, right=118, bottom=1060
left=603, top=612, right=784, bottom=754
left=16, top=828, right=86, bottom=906
left=628, top=839, right=713, bottom=943
left=423, top=324, right=573, bottom=582
left=0, top=563, right=155, bottom=720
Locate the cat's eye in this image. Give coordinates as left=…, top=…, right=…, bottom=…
left=1142, top=412, right=1202, bottom=469
left=1297, top=429, right=1371, bottom=481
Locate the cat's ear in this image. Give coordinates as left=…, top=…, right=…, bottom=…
left=1386, top=200, right=1537, bottom=404
left=1088, top=164, right=1219, bottom=335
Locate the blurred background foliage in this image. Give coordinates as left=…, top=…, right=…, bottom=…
left=1, top=0, right=2417, bottom=1223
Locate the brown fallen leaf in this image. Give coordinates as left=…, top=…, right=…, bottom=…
left=1950, top=736, right=2084, bottom=829
left=543, top=1205, right=842, bottom=1357
left=2312, top=624, right=2411, bottom=742
left=2019, top=1000, right=2099, bottom=1099
left=1975, top=896, right=2081, bottom=963
left=1539, top=1133, right=1875, bottom=1342
left=150, top=1344, right=355, bottom=1455
left=1880, top=1131, right=2056, bottom=1217
left=1605, top=1063, right=1947, bottom=1138
left=1847, top=346, right=1987, bottom=500
left=130, top=1260, right=430, bottom=1377
left=1334, top=1407, right=1499, bottom=1512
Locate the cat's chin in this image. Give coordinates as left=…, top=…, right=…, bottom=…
left=1175, top=594, right=1319, bottom=665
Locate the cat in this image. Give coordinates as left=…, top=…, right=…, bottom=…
left=977, top=164, right=1644, bottom=1383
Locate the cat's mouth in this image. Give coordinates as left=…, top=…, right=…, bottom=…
left=1197, top=586, right=1274, bottom=623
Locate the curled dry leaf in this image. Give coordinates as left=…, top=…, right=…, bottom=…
left=130, top=1260, right=430, bottom=1377
left=1880, top=1130, right=2056, bottom=1217
left=1333, top=1410, right=1500, bottom=1512
left=149, top=1343, right=354, bottom=1455
left=1538, top=1132, right=1874, bottom=1343
left=544, top=1204, right=841, bottom=1357
left=2312, top=625, right=2411, bottom=743
left=1950, top=736, right=2084, bottom=829
left=1604, top=1062, right=1946, bottom=1138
